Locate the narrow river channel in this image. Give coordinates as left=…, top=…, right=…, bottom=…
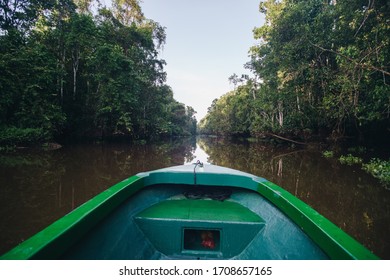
left=0, top=137, right=389, bottom=259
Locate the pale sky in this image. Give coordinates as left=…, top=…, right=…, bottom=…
left=140, top=0, right=264, bottom=120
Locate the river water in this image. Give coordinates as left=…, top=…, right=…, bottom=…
left=0, top=137, right=389, bottom=259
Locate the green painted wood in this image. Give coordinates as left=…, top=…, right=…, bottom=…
left=256, top=180, right=379, bottom=260
left=135, top=199, right=265, bottom=258
left=137, top=199, right=263, bottom=223
left=140, top=164, right=378, bottom=259
left=1, top=176, right=144, bottom=260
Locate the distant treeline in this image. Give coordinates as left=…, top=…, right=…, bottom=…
left=0, top=0, right=196, bottom=147
left=199, top=0, right=389, bottom=143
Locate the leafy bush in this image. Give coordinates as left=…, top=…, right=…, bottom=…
left=322, top=150, right=334, bottom=158
left=0, top=127, right=50, bottom=147
left=339, top=154, right=363, bottom=165
left=363, top=159, right=390, bottom=187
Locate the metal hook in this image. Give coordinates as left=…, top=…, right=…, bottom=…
left=194, top=160, right=203, bottom=185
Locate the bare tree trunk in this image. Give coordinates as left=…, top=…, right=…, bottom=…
left=72, top=50, right=80, bottom=100
left=277, top=158, right=283, bottom=178
left=60, top=51, right=65, bottom=105
left=56, top=9, right=65, bottom=107
left=278, top=101, right=283, bottom=128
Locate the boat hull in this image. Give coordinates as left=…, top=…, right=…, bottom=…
left=0, top=164, right=378, bottom=260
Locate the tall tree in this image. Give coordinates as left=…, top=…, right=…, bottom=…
left=73, top=0, right=94, bottom=14
left=0, top=0, right=197, bottom=147
left=0, top=0, right=56, bottom=32
left=112, top=0, right=144, bottom=25
left=202, top=0, right=389, bottom=142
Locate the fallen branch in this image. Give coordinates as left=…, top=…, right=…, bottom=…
left=266, top=132, right=307, bottom=145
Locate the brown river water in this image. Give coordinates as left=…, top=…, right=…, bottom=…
left=0, top=137, right=389, bottom=259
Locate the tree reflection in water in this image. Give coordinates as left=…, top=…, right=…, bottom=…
left=196, top=136, right=390, bottom=259
left=0, top=136, right=389, bottom=259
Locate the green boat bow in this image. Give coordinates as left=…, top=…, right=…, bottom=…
left=1, top=163, right=379, bottom=260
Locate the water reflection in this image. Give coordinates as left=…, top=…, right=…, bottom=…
left=195, top=137, right=390, bottom=259
left=0, top=136, right=389, bottom=259
left=188, top=143, right=210, bottom=164
left=0, top=138, right=196, bottom=255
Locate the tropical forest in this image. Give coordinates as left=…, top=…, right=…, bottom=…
left=0, top=0, right=197, bottom=148
left=199, top=0, right=389, bottom=145
left=198, top=0, right=390, bottom=188
left=0, top=0, right=390, bottom=261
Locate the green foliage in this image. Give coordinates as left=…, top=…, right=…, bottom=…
left=202, top=0, right=390, bottom=142
left=339, top=154, right=363, bottom=166
left=363, top=158, right=390, bottom=187
left=0, top=127, right=50, bottom=147
left=199, top=83, right=255, bottom=136
left=0, top=0, right=196, bottom=145
left=322, top=151, right=334, bottom=158
left=0, top=0, right=64, bottom=32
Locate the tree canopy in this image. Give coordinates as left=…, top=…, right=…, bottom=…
left=0, top=0, right=196, bottom=146
left=199, top=0, right=389, bottom=143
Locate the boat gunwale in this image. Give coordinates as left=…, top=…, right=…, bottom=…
left=0, top=176, right=144, bottom=260
left=0, top=164, right=379, bottom=260
left=256, top=180, right=379, bottom=260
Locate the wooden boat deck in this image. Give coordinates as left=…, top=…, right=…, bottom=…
left=135, top=198, right=266, bottom=258
left=136, top=199, right=263, bottom=222
left=59, top=185, right=329, bottom=259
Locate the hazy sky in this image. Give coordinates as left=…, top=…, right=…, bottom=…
left=140, top=0, right=264, bottom=120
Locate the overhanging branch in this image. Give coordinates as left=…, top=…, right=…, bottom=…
left=309, top=42, right=390, bottom=77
